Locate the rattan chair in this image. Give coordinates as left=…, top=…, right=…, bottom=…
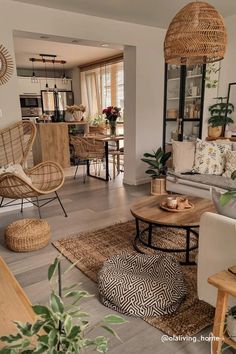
left=0, top=120, right=67, bottom=218
left=70, top=136, right=105, bottom=182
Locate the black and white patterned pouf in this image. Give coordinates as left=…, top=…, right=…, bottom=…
left=98, top=252, right=186, bottom=317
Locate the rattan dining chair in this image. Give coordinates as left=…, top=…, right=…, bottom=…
left=70, top=136, right=105, bottom=182
left=0, top=120, right=67, bottom=218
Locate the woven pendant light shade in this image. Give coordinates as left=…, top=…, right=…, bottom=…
left=164, top=1, right=227, bottom=65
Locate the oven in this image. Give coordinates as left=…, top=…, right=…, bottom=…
left=20, top=95, right=42, bottom=118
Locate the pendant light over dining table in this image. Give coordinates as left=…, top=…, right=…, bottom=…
left=164, top=1, right=227, bottom=65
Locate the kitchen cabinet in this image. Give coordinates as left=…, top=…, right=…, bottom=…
left=163, top=63, right=206, bottom=148
left=18, top=77, right=72, bottom=95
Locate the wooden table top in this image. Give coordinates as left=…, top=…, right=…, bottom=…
left=0, top=257, right=35, bottom=345
left=130, top=195, right=216, bottom=227
left=88, top=135, right=124, bottom=142
left=208, top=270, right=236, bottom=297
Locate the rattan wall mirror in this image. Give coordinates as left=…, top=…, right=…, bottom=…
left=0, top=45, right=14, bottom=86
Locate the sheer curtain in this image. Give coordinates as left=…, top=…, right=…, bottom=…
left=81, top=60, right=124, bottom=119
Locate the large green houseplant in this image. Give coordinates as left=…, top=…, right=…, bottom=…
left=208, top=97, right=234, bottom=138
left=0, top=258, right=126, bottom=354
left=141, top=147, right=171, bottom=195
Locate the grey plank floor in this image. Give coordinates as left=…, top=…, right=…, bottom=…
left=0, top=173, right=229, bottom=354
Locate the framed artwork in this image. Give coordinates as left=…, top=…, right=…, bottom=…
left=0, top=45, right=14, bottom=85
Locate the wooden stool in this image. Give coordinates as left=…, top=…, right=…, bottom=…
left=208, top=269, right=236, bottom=353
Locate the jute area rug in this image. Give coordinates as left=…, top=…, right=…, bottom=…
left=52, top=220, right=214, bottom=337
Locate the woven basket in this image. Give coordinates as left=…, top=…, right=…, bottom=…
left=164, top=1, right=227, bottom=65
left=5, top=219, right=51, bottom=252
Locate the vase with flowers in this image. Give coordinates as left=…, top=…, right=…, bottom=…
left=102, top=106, right=121, bottom=136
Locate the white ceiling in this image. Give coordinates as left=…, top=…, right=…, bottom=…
left=13, top=36, right=122, bottom=69
left=12, top=0, right=236, bottom=28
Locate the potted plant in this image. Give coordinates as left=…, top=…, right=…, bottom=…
left=227, top=306, right=236, bottom=342
left=141, top=147, right=171, bottom=195
left=211, top=171, right=236, bottom=219
left=0, top=257, right=126, bottom=353
left=208, top=97, right=234, bottom=138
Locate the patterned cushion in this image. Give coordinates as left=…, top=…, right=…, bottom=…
left=223, top=150, right=236, bottom=178
left=193, top=140, right=230, bottom=175
left=98, top=252, right=186, bottom=317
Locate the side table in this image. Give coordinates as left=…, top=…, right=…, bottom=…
left=208, top=269, right=236, bottom=353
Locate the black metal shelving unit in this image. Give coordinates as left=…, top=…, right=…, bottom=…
left=163, top=63, right=206, bottom=149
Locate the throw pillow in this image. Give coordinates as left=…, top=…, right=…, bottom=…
left=172, top=141, right=196, bottom=173
left=0, top=163, right=32, bottom=184
left=223, top=150, right=236, bottom=178
left=193, top=140, right=230, bottom=175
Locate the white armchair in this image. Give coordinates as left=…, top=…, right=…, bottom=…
left=198, top=212, right=236, bottom=307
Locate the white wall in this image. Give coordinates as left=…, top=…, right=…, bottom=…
left=0, top=0, right=165, bottom=185
left=218, top=15, right=236, bottom=97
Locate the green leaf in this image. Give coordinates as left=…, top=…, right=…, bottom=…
left=101, top=325, right=122, bottom=342
left=62, top=283, right=80, bottom=292
left=31, top=320, right=45, bottom=334
left=145, top=169, right=157, bottom=175
left=143, top=152, right=155, bottom=158
left=220, top=192, right=236, bottom=206
left=231, top=171, right=236, bottom=180
left=48, top=258, right=59, bottom=282
left=32, top=305, right=51, bottom=317
left=103, top=315, right=127, bottom=325
left=48, top=329, right=58, bottom=348
left=68, top=325, right=81, bottom=339
left=0, top=333, right=22, bottom=343
left=50, top=293, right=64, bottom=314
left=13, top=322, right=32, bottom=337
left=0, top=348, right=12, bottom=354
left=68, top=310, right=89, bottom=318
left=64, top=314, right=73, bottom=336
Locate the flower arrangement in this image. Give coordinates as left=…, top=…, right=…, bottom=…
left=102, top=106, right=121, bottom=122
left=66, top=104, right=86, bottom=121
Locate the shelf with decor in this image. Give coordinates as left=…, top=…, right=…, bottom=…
left=163, top=63, right=206, bottom=149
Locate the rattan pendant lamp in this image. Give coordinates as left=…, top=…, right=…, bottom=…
left=164, top=1, right=227, bottom=65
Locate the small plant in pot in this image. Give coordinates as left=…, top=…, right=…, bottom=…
left=141, top=147, right=171, bottom=196
left=208, top=97, right=234, bottom=138
left=226, top=306, right=236, bottom=342
left=211, top=171, right=236, bottom=219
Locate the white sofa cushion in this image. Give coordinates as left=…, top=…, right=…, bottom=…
left=223, top=150, right=236, bottom=178
left=193, top=140, right=230, bottom=175
left=172, top=140, right=195, bottom=173
left=0, top=163, right=31, bottom=184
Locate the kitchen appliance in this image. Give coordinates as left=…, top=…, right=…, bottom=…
left=20, top=95, right=42, bottom=118
left=41, top=90, right=74, bottom=114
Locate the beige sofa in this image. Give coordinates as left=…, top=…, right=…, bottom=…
left=198, top=212, right=236, bottom=307
left=166, top=140, right=236, bottom=198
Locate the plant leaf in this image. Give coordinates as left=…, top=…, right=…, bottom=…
left=103, top=315, right=127, bottom=325
left=101, top=325, right=122, bottom=342
left=33, top=305, right=51, bottom=317
left=48, top=258, right=59, bottom=282
left=231, top=171, right=236, bottom=180
left=0, top=333, right=22, bottom=343
left=50, top=293, right=64, bottom=314
left=220, top=192, right=236, bottom=206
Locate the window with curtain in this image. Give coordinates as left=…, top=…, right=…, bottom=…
left=81, top=60, right=124, bottom=120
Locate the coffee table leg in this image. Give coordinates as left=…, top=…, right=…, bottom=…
left=148, top=224, right=152, bottom=246
left=180, top=228, right=196, bottom=266
left=135, top=218, right=140, bottom=241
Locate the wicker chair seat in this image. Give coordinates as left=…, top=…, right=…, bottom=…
left=5, top=218, right=51, bottom=252
left=0, top=161, right=64, bottom=198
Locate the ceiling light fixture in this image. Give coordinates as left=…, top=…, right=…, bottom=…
left=164, top=1, right=227, bottom=65
left=40, top=36, right=50, bottom=40
left=61, top=60, right=68, bottom=84
left=42, top=57, right=49, bottom=91
left=52, top=59, right=58, bottom=92
left=30, top=58, right=39, bottom=84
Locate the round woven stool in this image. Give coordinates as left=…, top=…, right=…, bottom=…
left=5, top=219, right=51, bottom=252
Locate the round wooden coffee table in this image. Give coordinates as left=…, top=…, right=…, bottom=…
left=130, top=195, right=216, bottom=265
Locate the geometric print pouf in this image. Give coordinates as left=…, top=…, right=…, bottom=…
left=98, top=252, right=187, bottom=317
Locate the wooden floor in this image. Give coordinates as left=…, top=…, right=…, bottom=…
left=0, top=173, right=229, bottom=354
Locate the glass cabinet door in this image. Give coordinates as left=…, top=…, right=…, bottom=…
left=183, top=64, right=204, bottom=141
left=163, top=63, right=206, bottom=149
left=164, top=65, right=181, bottom=145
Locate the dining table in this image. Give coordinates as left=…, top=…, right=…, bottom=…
left=87, top=134, right=124, bottom=181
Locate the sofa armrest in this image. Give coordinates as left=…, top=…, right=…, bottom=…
left=198, top=212, right=236, bottom=307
